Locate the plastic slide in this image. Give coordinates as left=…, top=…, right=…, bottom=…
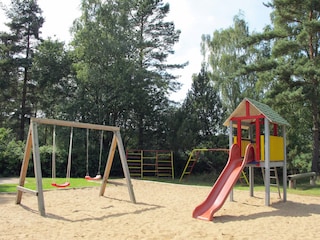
left=192, top=143, right=255, bottom=221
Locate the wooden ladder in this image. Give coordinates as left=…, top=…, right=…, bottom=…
left=262, top=167, right=281, bottom=199
left=126, top=150, right=143, bottom=178
left=156, top=151, right=174, bottom=179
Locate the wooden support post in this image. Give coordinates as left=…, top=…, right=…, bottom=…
left=282, top=126, right=287, bottom=202
left=16, top=186, right=38, bottom=196
left=249, top=166, right=254, bottom=197
left=310, top=176, right=316, bottom=186
left=99, top=133, right=117, bottom=196
left=264, top=118, right=270, bottom=206
left=229, top=121, right=234, bottom=202
left=99, top=131, right=136, bottom=203
left=115, top=131, right=136, bottom=203
left=16, top=122, right=46, bottom=216
left=288, top=179, right=296, bottom=189
left=16, top=126, right=33, bottom=204
left=31, top=121, right=46, bottom=216
left=255, top=120, right=260, bottom=161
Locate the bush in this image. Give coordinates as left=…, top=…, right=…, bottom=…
left=0, top=128, right=25, bottom=177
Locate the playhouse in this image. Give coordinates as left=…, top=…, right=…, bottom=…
left=223, top=98, right=290, bottom=205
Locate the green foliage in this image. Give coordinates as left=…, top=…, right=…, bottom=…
left=191, top=150, right=229, bottom=175
left=175, top=65, right=227, bottom=152
left=0, top=0, right=44, bottom=140
left=170, top=65, right=229, bottom=176
left=265, top=86, right=313, bottom=173
left=0, top=128, right=24, bottom=177
left=290, top=152, right=312, bottom=174
left=203, top=14, right=266, bottom=113
left=71, top=0, right=186, bottom=150
left=2, top=0, right=319, bottom=179
left=31, top=39, right=74, bottom=119
left=262, top=0, right=320, bottom=173
left=201, top=1, right=320, bottom=174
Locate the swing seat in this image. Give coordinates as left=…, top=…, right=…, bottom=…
left=51, top=182, right=70, bottom=188
left=85, top=174, right=102, bottom=181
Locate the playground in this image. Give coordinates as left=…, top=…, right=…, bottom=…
left=1, top=178, right=320, bottom=239
left=2, top=99, right=320, bottom=239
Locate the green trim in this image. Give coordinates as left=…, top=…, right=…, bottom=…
left=245, top=98, right=290, bottom=126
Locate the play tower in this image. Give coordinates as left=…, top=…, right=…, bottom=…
left=223, top=98, right=290, bottom=206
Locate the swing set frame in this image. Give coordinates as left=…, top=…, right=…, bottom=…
left=16, top=117, right=136, bottom=216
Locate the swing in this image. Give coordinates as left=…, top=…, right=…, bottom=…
left=84, top=129, right=103, bottom=181
left=51, top=126, right=73, bottom=188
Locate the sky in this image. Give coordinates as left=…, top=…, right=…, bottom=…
left=0, top=0, right=272, bottom=103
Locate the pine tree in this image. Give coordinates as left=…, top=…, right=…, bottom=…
left=262, top=0, right=320, bottom=173
left=1, top=0, right=44, bottom=140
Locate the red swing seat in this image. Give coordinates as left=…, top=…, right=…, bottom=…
left=85, top=174, right=102, bottom=181
left=51, top=182, right=70, bottom=188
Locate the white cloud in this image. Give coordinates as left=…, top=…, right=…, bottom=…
left=38, top=0, right=81, bottom=43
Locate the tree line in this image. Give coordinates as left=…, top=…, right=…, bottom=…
left=0, top=0, right=319, bottom=178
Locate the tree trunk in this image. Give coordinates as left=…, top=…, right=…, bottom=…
left=20, top=67, right=28, bottom=140
left=311, top=101, right=319, bottom=173
left=138, top=115, right=144, bottom=149
left=19, top=27, right=31, bottom=141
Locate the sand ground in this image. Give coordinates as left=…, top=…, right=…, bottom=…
left=1, top=178, right=319, bottom=240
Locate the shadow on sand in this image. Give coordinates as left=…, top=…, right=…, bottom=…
left=214, top=199, right=320, bottom=223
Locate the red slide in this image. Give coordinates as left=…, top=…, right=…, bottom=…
left=192, top=143, right=254, bottom=221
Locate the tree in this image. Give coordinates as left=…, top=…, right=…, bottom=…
left=248, top=0, right=320, bottom=173
left=124, top=0, right=186, bottom=148
left=265, top=84, right=313, bottom=173
left=71, top=0, right=133, bottom=126
left=0, top=31, right=19, bottom=127
left=171, top=65, right=228, bottom=175
left=177, top=64, right=227, bottom=151
left=202, top=14, right=269, bottom=113
left=72, top=0, right=186, bottom=150
left=1, top=0, right=44, bottom=140
left=31, top=39, right=74, bottom=119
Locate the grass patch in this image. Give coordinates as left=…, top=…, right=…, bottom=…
left=234, top=183, right=320, bottom=196
left=0, top=177, right=102, bottom=193
left=178, top=173, right=320, bottom=197
left=142, top=175, right=320, bottom=197
left=1, top=176, right=319, bottom=197
left=0, top=184, right=17, bottom=193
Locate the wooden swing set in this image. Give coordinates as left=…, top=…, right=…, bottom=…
left=16, top=118, right=136, bottom=216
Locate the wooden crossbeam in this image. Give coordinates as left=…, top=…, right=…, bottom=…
left=31, top=117, right=120, bottom=131
left=16, top=186, right=38, bottom=196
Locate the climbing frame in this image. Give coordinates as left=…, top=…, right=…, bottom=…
left=179, top=148, right=229, bottom=182
left=126, top=150, right=174, bottom=179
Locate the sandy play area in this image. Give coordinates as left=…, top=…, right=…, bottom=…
left=1, top=178, right=319, bottom=240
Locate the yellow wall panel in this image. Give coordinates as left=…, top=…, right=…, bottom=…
left=260, top=135, right=284, bottom=161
